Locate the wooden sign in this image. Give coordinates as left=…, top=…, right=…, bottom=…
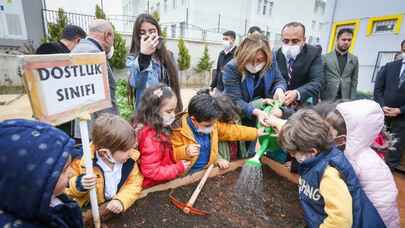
left=22, top=52, right=112, bottom=125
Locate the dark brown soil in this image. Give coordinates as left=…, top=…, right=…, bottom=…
left=107, top=166, right=305, bottom=228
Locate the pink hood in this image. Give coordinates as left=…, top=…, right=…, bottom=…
left=336, top=99, right=399, bottom=228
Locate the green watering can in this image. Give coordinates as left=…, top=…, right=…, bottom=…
left=246, top=100, right=283, bottom=168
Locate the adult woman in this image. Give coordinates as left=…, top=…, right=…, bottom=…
left=127, top=14, right=182, bottom=112
left=223, top=33, right=286, bottom=127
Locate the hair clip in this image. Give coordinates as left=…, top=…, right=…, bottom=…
left=153, top=88, right=163, bottom=98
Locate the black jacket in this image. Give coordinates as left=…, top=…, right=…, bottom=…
left=210, top=47, right=236, bottom=91
left=374, top=59, right=405, bottom=118
left=36, top=41, right=70, bottom=54
left=276, top=44, right=323, bottom=103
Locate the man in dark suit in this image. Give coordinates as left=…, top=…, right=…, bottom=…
left=374, top=39, right=405, bottom=171
left=36, top=24, right=86, bottom=137
left=321, top=28, right=359, bottom=101
left=36, top=24, right=86, bottom=54
left=210, top=30, right=237, bottom=93
left=276, top=22, right=323, bottom=106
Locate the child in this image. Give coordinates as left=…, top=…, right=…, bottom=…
left=171, top=93, right=262, bottom=173
left=278, top=109, right=385, bottom=228
left=133, top=84, right=190, bottom=188
left=324, top=100, right=399, bottom=228
left=66, top=114, right=143, bottom=224
left=0, top=119, right=83, bottom=228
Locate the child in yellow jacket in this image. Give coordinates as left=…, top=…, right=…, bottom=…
left=65, top=113, right=143, bottom=224
left=171, top=93, right=263, bottom=173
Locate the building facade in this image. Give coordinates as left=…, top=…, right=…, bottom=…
left=149, top=0, right=327, bottom=48
left=321, top=0, right=405, bottom=92
left=0, top=0, right=45, bottom=52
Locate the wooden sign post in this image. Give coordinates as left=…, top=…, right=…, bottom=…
left=22, top=52, right=112, bottom=228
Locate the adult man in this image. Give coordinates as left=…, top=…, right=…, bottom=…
left=72, top=19, right=117, bottom=138
left=321, top=28, right=359, bottom=101
left=210, top=30, right=237, bottom=93
left=36, top=24, right=86, bottom=54
left=36, top=24, right=86, bottom=136
left=276, top=22, right=323, bottom=106
left=374, top=39, right=405, bottom=171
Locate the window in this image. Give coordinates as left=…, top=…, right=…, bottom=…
left=164, top=0, right=168, bottom=12
left=173, top=0, right=177, bottom=9
left=262, top=0, right=267, bottom=15
left=180, top=22, right=185, bottom=37
left=314, top=0, right=326, bottom=15
left=268, top=2, right=273, bottom=16
left=311, top=20, right=316, bottom=30
left=366, top=14, right=403, bottom=36
left=171, top=24, right=176, bottom=38
left=266, top=31, right=271, bottom=40
left=181, top=0, right=186, bottom=6
left=274, top=33, right=282, bottom=49
left=156, top=3, right=160, bottom=12
left=257, top=0, right=262, bottom=14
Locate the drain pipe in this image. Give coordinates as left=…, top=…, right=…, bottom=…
left=326, top=0, right=338, bottom=51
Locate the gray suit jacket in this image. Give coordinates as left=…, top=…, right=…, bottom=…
left=321, top=51, right=359, bottom=101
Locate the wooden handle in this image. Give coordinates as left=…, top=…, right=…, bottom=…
left=186, top=164, right=214, bottom=207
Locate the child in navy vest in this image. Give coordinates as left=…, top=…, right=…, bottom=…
left=278, top=109, right=385, bottom=228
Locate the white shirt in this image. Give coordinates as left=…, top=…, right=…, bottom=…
left=96, top=152, right=123, bottom=200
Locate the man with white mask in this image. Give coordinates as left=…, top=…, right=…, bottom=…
left=72, top=19, right=118, bottom=139
left=276, top=22, right=323, bottom=106
left=210, top=30, right=237, bottom=93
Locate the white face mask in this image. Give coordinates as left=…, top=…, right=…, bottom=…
left=162, top=113, right=175, bottom=126
left=107, top=46, right=114, bottom=59
left=282, top=44, right=301, bottom=60
left=294, top=152, right=315, bottom=164
left=245, top=62, right=265, bottom=74
left=198, top=127, right=213, bottom=134
left=223, top=40, right=232, bottom=50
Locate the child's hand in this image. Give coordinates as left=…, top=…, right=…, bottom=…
left=81, top=174, right=97, bottom=190
left=107, top=199, right=123, bottom=214
left=270, top=107, right=283, bottom=118
left=217, top=159, right=230, bottom=169
left=181, top=160, right=191, bottom=170
left=257, top=128, right=266, bottom=137
left=186, top=144, right=200, bottom=157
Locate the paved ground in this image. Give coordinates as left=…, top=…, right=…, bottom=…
left=1, top=88, right=405, bottom=227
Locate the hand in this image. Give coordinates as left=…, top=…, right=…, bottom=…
left=181, top=160, right=191, bottom=170
left=270, top=107, right=283, bottom=118
left=140, top=34, right=159, bottom=55
left=273, top=88, right=285, bottom=103
left=106, top=200, right=123, bottom=214
left=186, top=144, right=200, bottom=157
left=262, top=98, right=274, bottom=105
left=253, top=109, right=271, bottom=127
left=257, top=128, right=266, bottom=137
left=81, top=174, right=97, bottom=190
left=265, top=114, right=287, bottom=132
left=217, top=159, right=230, bottom=169
left=284, top=90, right=298, bottom=106
left=383, top=107, right=401, bottom=117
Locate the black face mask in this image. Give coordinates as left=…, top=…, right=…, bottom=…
left=335, top=135, right=346, bottom=151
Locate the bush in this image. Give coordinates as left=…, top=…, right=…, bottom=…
left=177, top=38, right=191, bottom=71
left=115, top=79, right=133, bottom=120
left=44, top=8, right=68, bottom=43
left=195, top=45, right=213, bottom=73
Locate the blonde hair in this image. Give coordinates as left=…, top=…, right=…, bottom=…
left=234, top=33, right=272, bottom=76
left=278, top=109, right=334, bottom=155
left=91, top=113, right=135, bottom=153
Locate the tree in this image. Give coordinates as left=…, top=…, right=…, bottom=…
left=195, top=45, right=213, bottom=73
left=95, top=5, right=127, bottom=69
left=177, top=38, right=190, bottom=71
left=152, top=11, right=160, bottom=23
left=45, top=8, right=68, bottom=42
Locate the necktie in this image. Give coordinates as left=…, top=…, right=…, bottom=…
left=400, top=62, right=405, bottom=88
left=287, top=58, right=294, bottom=85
